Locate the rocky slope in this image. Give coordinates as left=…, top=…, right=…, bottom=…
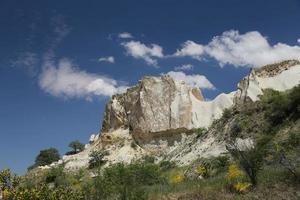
left=43, top=60, right=300, bottom=171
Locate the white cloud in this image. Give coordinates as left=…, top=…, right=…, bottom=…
left=165, top=71, right=215, bottom=89
left=174, top=30, right=300, bottom=68
left=122, top=41, right=164, bottom=66
left=39, top=58, right=127, bottom=99
left=205, top=30, right=300, bottom=67
left=118, top=32, right=133, bottom=39
left=174, top=64, right=193, bottom=71
left=174, top=40, right=204, bottom=60
left=98, top=56, right=115, bottom=63
left=298, top=38, right=300, bottom=44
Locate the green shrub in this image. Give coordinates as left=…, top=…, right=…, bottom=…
left=272, top=130, right=300, bottom=180
left=93, top=162, right=163, bottom=199
left=227, top=136, right=271, bottom=186
left=196, top=127, right=207, bottom=138
left=142, top=155, right=156, bottom=164
left=88, top=149, right=109, bottom=169
left=222, top=108, right=232, bottom=120
left=159, top=160, right=176, bottom=171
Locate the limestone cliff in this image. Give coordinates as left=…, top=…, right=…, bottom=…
left=101, top=75, right=233, bottom=134
left=42, top=60, right=300, bottom=171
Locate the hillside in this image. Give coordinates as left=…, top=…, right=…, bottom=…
left=1, top=60, right=300, bottom=199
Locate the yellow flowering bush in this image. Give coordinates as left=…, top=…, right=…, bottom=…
left=195, top=165, right=207, bottom=177
left=226, top=163, right=252, bottom=193
left=226, top=164, right=243, bottom=181
left=169, top=173, right=184, bottom=184
left=233, top=182, right=252, bottom=193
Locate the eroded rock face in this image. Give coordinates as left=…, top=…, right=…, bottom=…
left=42, top=60, right=300, bottom=171
left=101, top=76, right=206, bottom=134
left=234, top=60, right=300, bottom=104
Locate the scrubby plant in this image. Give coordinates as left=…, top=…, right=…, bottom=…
left=193, top=155, right=230, bottom=179
left=44, top=165, right=67, bottom=187
left=226, top=164, right=244, bottom=181
left=272, top=131, right=300, bottom=180
left=226, top=163, right=251, bottom=193
left=222, top=108, right=232, bottom=120
left=93, top=162, right=163, bottom=199
left=195, top=127, right=207, bottom=138
left=159, top=160, right=176, bottom=171
left=195, top=165, right=208, bottom=178
left=169, top=173, right=184, bottom=184
left=227, top=136, right=270, bottom=186
left=142, top=155, right=156, bottom=164
left=233, top=181, right=252, bottom=193
left=88, top=149, right=109, bottom=169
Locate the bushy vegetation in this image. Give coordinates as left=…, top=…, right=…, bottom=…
left=28, top=148, right=60, bottom=170
left=88, top=149, right=109, bottom=169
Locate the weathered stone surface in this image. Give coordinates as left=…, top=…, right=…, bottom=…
left=101, top=75, right=205, bottom=134
left=234, top=60, right=300, bottom=104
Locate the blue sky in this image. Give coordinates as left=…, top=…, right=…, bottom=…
left=1, top=0, right=300, bottom=174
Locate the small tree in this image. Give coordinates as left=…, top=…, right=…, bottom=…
left=68, top=140, right=85, bottom=154
left=34, top=148, right=60, bottom=167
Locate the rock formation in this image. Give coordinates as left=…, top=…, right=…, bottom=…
left=43, top=60, right=300, bottom=171
left=102, top=75, right=234, bottom=134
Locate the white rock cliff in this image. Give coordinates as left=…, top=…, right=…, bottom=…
left=44, top=60, right=300, bottom=171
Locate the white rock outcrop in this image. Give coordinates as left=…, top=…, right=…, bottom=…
left=102, top=75, right=234, bottom=133
left=44, top=60, right=300, bottom=171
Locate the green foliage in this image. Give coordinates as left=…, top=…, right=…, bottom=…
left=271, top=130, right=300, bottom=180
left=88, top=149, right=109, bottom=169
left=93, top=162, right=163, bottom=199
left=194, top=155, right=230, bottom=178
left=44, top=165, right=67, bottom=187
left=222, top=108, right=232, bottom=120
left=0, top=169, right=22, bottom=191
left=227, top=136, right=271, bottom=186
left=142, top=155, right=156, bottom=164
left=196, top=127, right=207, bottom=138
left=262, top=85, right=300, bottom=128
left=33, top=148, right=60, bottom=167
left=159, top=160, right=176, bottom=171
left=67, top=140, right=85, bottom=155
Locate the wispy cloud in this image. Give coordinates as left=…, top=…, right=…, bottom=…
left=118, top=32, right=133, bottom=39
left=165, top=71, right=215, bottom=90
left=122, top=41, right=164, bottom=66
left=174, top=30, right=300, bottom=68
left=174, top=64, right=193, bottom=71
left=98, top=56, right=115, bottom=63
left=11, top=52, right=39, bottom=76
